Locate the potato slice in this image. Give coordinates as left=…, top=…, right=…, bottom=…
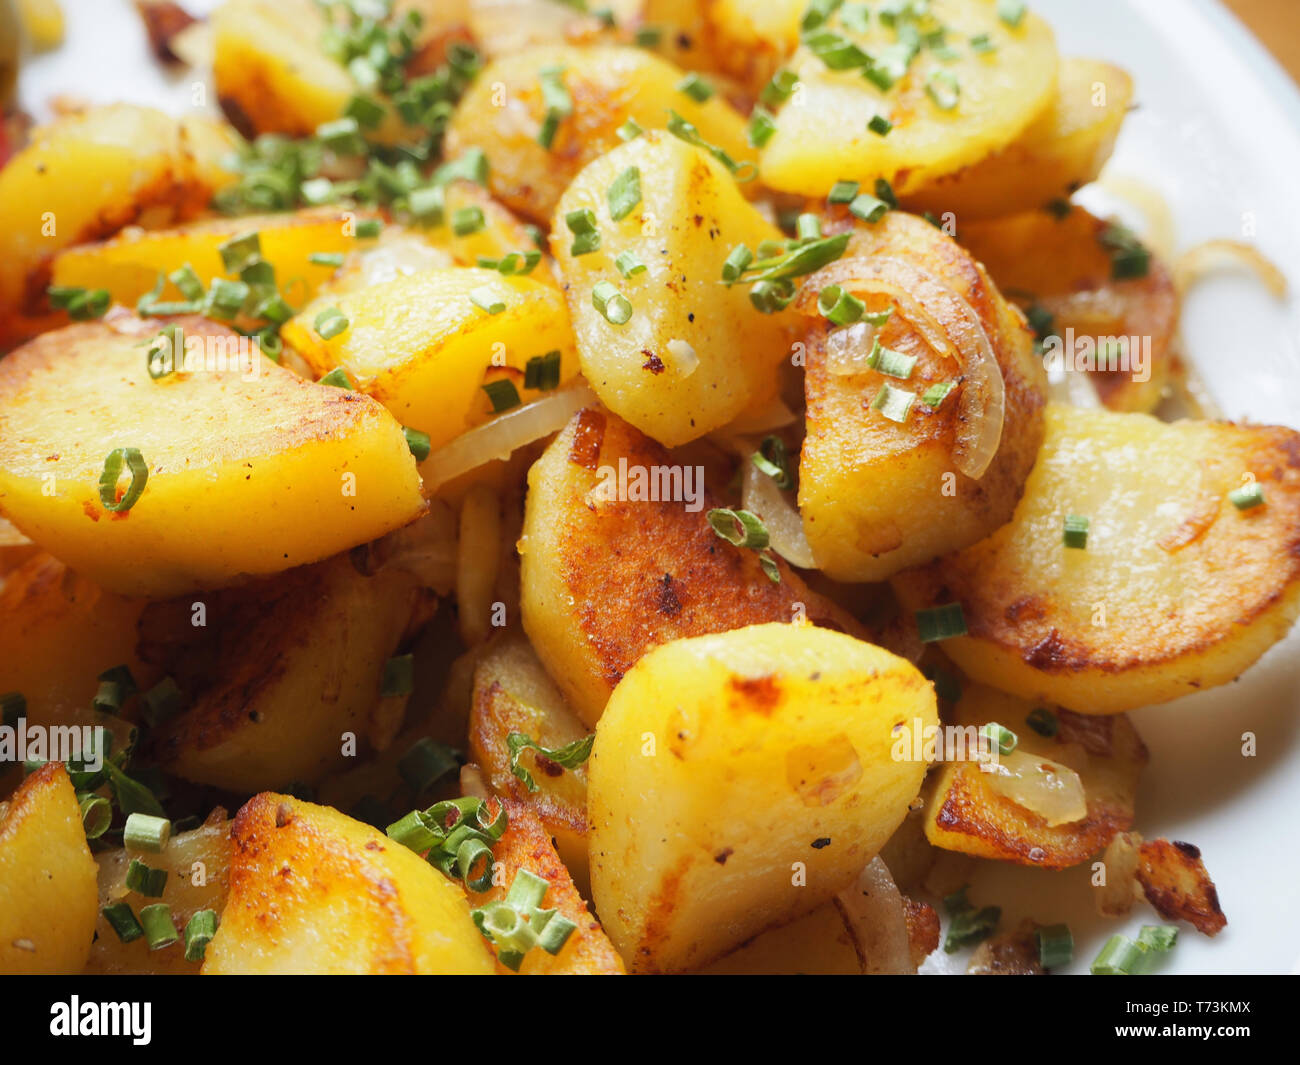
left=0, top=104, right=236, bottom=342
left=0, top=315, right=425, bottom=598
left=798, top=211, right=1048, bottom=582
left=471, top=800, right=625, bottom=974
left=922, top=685, right=1147, bottom=868
left=521, top=408, right=880, bottom=726
left=141, top=555, right=431, bottom=792
left=959, top=204, right=1176, bottom=412
left=51, top=207, right=375, bottom=309
left=760, top=0, right=1058, bottom=198
left=468, top=634, right=591, bottom=888
left=901, top=58, right=1133, bottom=220
left=705, top=0, right=803, bottom=91
left=0, top=763, right=98, bottom=974
left=203, top=793, right=496, bottom=974
left=424, top=181, right=558, bottom=283
left=283, top=266, right=579, bottom=453
left=552, top=131, right=792, bottom=446
left=88, top=811, right=231, bottom=974
left=446, top=44, right=752, bottom=222
left=587, top=622, right=937, bottom=972
left=893, top=403, right=1300, bottom=713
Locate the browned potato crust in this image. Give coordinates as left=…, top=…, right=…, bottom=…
left=1137, top=838, right=1227, bottom=937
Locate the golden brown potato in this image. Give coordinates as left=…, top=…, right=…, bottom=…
left=520, top=408, right=880, bottom=726
left=141, top=555, right=432, bottom=793
left=0, top=763, right=99, bottom=974
left=445, top=43, right=752, bottom=222
left=922, top=685, right=1147, bottom=869
left=1137, top=838, right=1227, bottom=937
left=88, top=811, right=231, bottom=974
left=471, top=800, right=625, bottom=974
left=468, top=634, right=591, bottom=888
left=893, top=404, right=1300, bottom=714
left=0, top=315, right=425, bottom=598
left=798, top=211, right=1048, bottom=582
left=959, top=204, right=1177, bottom=411
left=203, top=793, right=497, bottom=974
left=901, top=59, right=1134, bottom=220
left=703, top=0, right=802, bottom=93
left=587, top=622, right=937, bottom=972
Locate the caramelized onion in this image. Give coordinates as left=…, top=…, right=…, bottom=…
left=741, top=458, right=816, bottom=569
left=835, top=858, right=915, bottom=975
left=1174, top=239, right=1288, bottom=299
left=804, top=255, right=1005, bottom=480
left=982, top=750, right=1087, bottom=827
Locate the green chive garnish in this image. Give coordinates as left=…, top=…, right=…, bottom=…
left=677, top=72, right=714, bottom=102
left=482, top=379, right=521, bottom=413
left=922, top=381, right=956, bottom=408
left=506, top=732, right=595, bottom=792
left=79, top=793, right=112, bottom=839
left=398, top=737, right=459, bottom=793
left=218, top=231, right=262, bottom=274
left=403, top=426, right=432, bottom=462
left=98, top=448, right=148, bottom=513
left=183, top=909, right=218, bottom=962
left=751, top=435, right=792, bottom=490
left=102, top=902, right=144, bottom=943
left=1063, top=514, right=1090, bottom=549
left=818, top=285, right=866, bottom=327
left=607, top=166, right=642, bottom=221
left=1091, top=933, right=1142, bottom=975
left=124, top=813, right=172, bottom=853
left=868, top=114, right=893, bottom=136
left=470, top=285, right=507, bottom=314
left=1036, top=924, right=1073, bottom=969
left=871, top=381, right=915, bottom=422
left=998, top=0, right=1027, bottom=28
left=309, top=252, right=345, bottom=268
left=980, top=722, right=1017, bottom=756
left=381, top=654, right=415, bottom=698
left=314, top=306, right=350, bottom=340
left=916, top=602, right=967, bottom=642
left=452, top=205, right=486, bottom=235
left=318, top=367, right=354, bottom=389
left=355, top=218, right=383, bottom=239
left=869, top=339, right=916, bottom=379
left=565, top=208, right=601, bottom=255
left=93, top=665, right=137, bottom=713
left=1229, top=482, right=1265, bottom=510
left=538, top=65, right=573, bottom=150
left=748, top=107, right=778, bottom=148
left=139, top=903, right=179, bottom=951
left=616, top=118, right=643, bottom=141
left=524, top=350, right=562, bottom=391
left=615, top=250, right=647, bottom=278
left=125, top=858, right=168, bottom=898
left=707, top=508, right=770, bottom=550
left=592, top=281, right=633, bottom=324
left=1025, top=707, right=1058, bottom=738
left=48, top=285, right=111, bottom=320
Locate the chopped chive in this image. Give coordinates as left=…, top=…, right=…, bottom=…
left=795, top=213, right=822, bottom=242
left=1037, top=924, right=1073, bottom=969
left=1063, top=514, right=1090, bottom=549
left=309, top=252, right=345, bottom=268
left=980, top=722, right=1017, bottom=756
left=314, top=306, right=350, bottom=340
left=828, top=180, right=860, bottom=205
left=818, top=285, right=866, bottom=327
left=760, top=69, right=799, bottom=107
left=592, top=281, right=633, bottom=325
left=470, top=285, right=507, bottom=314
left=140, top=904, right=179, bottom=951
left=452, top=206, right=486, bottom=235
left=1025, top=707, right=1059, bottom=738
left=849, top=193, right=889, bottom=223
left=970, top=32, right=996, bottom=54
left=506, top=732, right=595, bottom=792
left=141, top=676, right=184, bottom=727
left=804, top=29, right=868, bottom=70
left=1025, top=303, right=1055, bottom=340
left=751, top=435, right=792, bottom=490
left=634, top=26, right=662, bottom=46
left=747, top=107, right=778, bottom=148
left=874, top=178, right=898, bottom=209
left=707, top=508, right=770, bottom=550
left=482, top=379, right=521, bottom=412
left=615, top=250, right=647, bottom=278
left=217, top=231, right=262, bottom=274
left=868, top=339, right=917, bottom=379
left=1091, top=933, right=1142, bottom=975
left=749, top=279, right=796, bottom=314
left=169, top=264, right=204, bottom=302
left=524, top=350, right=563, bottom=391
left=916, top=602, right=967, bottom=642
left=744, top=233, right=850, bottom=282
left=677, top=72, right=714, bottom=102
left=944, top=902, right=1001, bottom=952
left=537, top=65, right=572, bottom=149
left=868, top=114, right=893, bottom=136
left=398, top=737, right=459, bottom=793
left=1229, top=481, right=1265, bottom=510
left=79, top=793, right=112, bottom=839
left=926, top=70, right=960, bottom=111
left=125, top=858, right=168, bottom=898
left=607, top=166, right=642, bottom=221
left=94, top=665, right=138, bottom=713
left=102, top=902, right=144, bottom=943
left=616, top=118, right=644, bottom=141
left=1099, top=224, right=1151, bottom=280
left=317, top=367, right=354, bottom=390
left=300, top=177, right=336, bottom=205
left=565, top=208, right=601, bottom=255
left=355, top=218, right=383, bottom=239
left=722, top=244, right=754, bottom=283
left=408, top=184, right=446, bottom=222
left=124, top=813, right=172, bottom=853
left=759, top=553, right=781, bottom=583
left=316, top=116, right=366, bottom=154
left=98, top=448, right=148, bottom=513
left=403, top=426, right=431, bottom=462
left=666, top=110, right=756, bottom=181
left=922, top=381, right=956, bottom=408
left=183, top=909, right=218, bottom=962
left=998, top=0, right=1027, bottom=28
left=871, top=381, right=915, bottom=423
left=381, top=654, right=415, bottom=698
left=48, top=285, right=112, bottom=320
left=1137, top=925, right=1178, bottom=952
left=345, top=93, right=386, bottom=130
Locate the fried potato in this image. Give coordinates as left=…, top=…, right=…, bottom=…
left=424, top=181, right=558, bottom=283
left=51, top=208, right=376, bottom=309
left=0, top=315, right=425, bottom=598
left=88, top=811, right=231, bottom=974
left=1137, top=838, right=1227, bottom=937
left=893, top=403, right=1300, bottom=713
left=0, top=104, right=236, bottom=343
left=699, top=901, right=864, bottom=975
left=760, top=0, right=1058, bottom=198
left=922, top=685, right=1147, bottom=868
left=901, top=59, right=1133, bottom=220
left=588, top=622, right=937, bottom=972
left=471, top=800, right=624, bottom=974
left=465, top=0, right=636, bottom=59
left=705, top=0, right=803, bottom=92
left=798, top=211, right=1048, bottom=582
left=959, top=204, right=1177, bottom=411
left=551, top=131, right=792, bottom=446
left=283, top=266, right=579, bottom=454
left=445, top=44, right=752, bottom=222
left=468, top=634, right=591, bottom=888
left=0, top=763, right=98, bottom=974
left=520, top=408, right=879, bottom=726
left=203, top=793, right=496, bottom=974
left=142, top=555, right=430, bottom=793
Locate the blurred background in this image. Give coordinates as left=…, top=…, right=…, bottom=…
left=1225, top=0, right=1300, bottom=82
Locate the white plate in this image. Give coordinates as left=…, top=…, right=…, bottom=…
left=16, top=0, right=1300, bottom=975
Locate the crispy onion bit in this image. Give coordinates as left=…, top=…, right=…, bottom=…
left=1174, top=239, right=1287, bottom=299
left=835, top=858, right=915, bottom=975
left=803, top=255, right=1006, bottom=480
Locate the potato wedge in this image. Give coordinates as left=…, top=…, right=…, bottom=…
left=141, top=555, right=431, bottom=792
left=0, top=315, right=425, bottom=598
left=88, top=811, right=232, bottom=974
left=283, top=266, right=579, bottom=453
left=587, top=622, right=937, bottom=972
left=521, top=408, right=878, bottom=725
left=922, top=685, right=1147, bottom=868
left=0, top=105, right=236, bottom=342
left=468, top=634, right=591, bottom=888
left=0, top=763, right=98, bottom=974
left=798, top=211, right=1048, bottom=581
left=901, top=58, right=1133, bottom=220
left=471, top=800, right=624, bottom=974
left=1136, top=838, right=1227, bottom=937
left=51, top=207, right=375, bottom=310
left=760, top=0, right=1058, bottom=198
left=893, top=403, right=1300, bottom=713
left=446, top=44, right=752, bottom=222
left=551, top=131, right=792, bottom=446
left=959, top=204, right=1176, bottom=411
left=203, top=792, right=496, bottom=974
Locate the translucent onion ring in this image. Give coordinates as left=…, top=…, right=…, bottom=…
left=801, top=255, right=1006, bottom=481
left=741, top=458, right=817, bottom=569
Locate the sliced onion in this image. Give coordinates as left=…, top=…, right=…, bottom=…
left=835, top=857, right=915, bottom=975
left=1174, top=239, right=1288, bottom=299
left=824, top=320, right=879, bottom=376
left=1095, top=831, right=1143, bottom=917
left=803, top=255, right=1005, bottom=480
left=742, top=459, right=816, bottom=568
left=330, top=233, right=456, bottom=295
left=666, top=338, right=699, bottom=378
left=422, top=383, right=598, bottom=496
left=981, top=749, right=1087, bottom=827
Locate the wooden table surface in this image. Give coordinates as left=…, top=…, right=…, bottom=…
left=1225, top=0, right=1300, bottom=84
